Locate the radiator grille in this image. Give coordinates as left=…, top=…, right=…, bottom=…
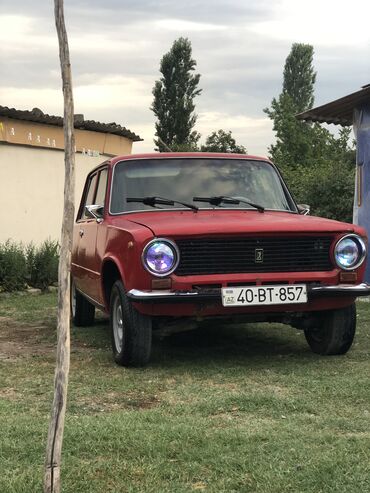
left=175, top=236, right=333, bottom=276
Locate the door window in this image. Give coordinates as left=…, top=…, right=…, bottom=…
left=95, top=169, right=108, bottom=208
left=81, top=173, right=98, bottom=219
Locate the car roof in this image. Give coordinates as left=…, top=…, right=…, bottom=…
left=111, top=152, right=270, bottom=164
left=90, top=152, right=271, bottom=173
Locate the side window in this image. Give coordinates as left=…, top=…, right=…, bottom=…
left=81, top=173, right=98, bottom=220
left=95, top=169, right=108, bottom=208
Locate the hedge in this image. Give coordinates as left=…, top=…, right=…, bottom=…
left=0, top=239, right=59, bottom=292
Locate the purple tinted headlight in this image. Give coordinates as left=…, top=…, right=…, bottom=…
left=142, top=239, right=179, bottom=276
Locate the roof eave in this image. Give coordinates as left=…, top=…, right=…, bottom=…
left=296, top=84, right=370, bottom=127
left=0, top=106, right=142, bottom=142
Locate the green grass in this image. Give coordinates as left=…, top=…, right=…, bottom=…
left=1, top=293, right=370, bottom=492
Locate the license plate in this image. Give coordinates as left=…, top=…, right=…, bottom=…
left=221, top=284, right=307, bottom=307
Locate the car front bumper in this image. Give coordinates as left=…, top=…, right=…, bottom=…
left=127, top=283, right=370, bottom=303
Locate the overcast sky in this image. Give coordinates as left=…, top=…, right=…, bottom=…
left=1, top=0, right=369, bottom=156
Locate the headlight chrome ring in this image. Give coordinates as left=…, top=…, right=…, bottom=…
left=334, top=234, right=367, bottom=271
left=142, top=238, right=180, bottom=277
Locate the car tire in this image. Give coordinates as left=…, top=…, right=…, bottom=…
left=71, top=279, right=95, bottom=327
left=110, top=280, right=152, bottom=367
left=304, top=303, right=356, bottom=355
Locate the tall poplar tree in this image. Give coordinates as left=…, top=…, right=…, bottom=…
left=265, top=43, right=355, bottom=222
left=151, top=37, right=202, bottom=151
left=264, top=43, right=318, bottom=168
left=283, top=43, right=316, bottom=112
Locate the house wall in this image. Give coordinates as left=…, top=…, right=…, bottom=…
left=0, top=116, right=135, bottom=245
left=1, top=144, right=107, bottom=244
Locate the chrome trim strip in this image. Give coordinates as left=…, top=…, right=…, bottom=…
left=309, top=282, right=370, bottom=295
left=127, top=283, right=370, bottom=303
left=127, top=289, right=219, bottom=303
left=75, top=287, right=106, bottom=310
left=129, top=289, right=200, bottom=298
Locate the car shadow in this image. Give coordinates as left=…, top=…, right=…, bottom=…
left=76, top=317, right=313, bottom=367
left=149, top=321, right=311, bottom=367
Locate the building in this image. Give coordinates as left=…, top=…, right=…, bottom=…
left=297, top=84, right=370, bottom=282
left=0, top=106, right=142, bottom=244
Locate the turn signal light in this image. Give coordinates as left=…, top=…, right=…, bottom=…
left=151, top=278, right=172, bottom=289
left=339, top=271, right=357, bottom=283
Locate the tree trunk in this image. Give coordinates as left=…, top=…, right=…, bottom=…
left=44, top=1, right=75, bottom=492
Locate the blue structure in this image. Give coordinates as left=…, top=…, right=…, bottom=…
left=297, top=84, right=370, bottom=283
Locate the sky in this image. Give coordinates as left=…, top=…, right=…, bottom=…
left=0, top=0, right=370, bottom=156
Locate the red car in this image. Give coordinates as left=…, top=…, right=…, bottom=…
left=71, top=153, right=370, bottom=366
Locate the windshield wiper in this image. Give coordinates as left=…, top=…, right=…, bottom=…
left=127, top=196, right=198, bottom=212
left=193, top=195, right=264, bottom=213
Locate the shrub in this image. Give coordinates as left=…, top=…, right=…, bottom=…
left=0, top=239, right=60, bottom=293
left=26, top=240, right=59, bottom=290
left=0, top=240, right=27, bottom=292
left=281, top=161, right=355, bottom=223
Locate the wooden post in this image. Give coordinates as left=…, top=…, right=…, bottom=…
left=44, top=1, right=75, bottom=492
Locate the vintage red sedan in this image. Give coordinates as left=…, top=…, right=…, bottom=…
left=71, top=153, right=370, bottom=366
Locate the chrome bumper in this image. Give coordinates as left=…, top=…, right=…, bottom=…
left=127, top=283, right=370, bottom=304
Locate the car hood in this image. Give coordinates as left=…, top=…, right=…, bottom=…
left=127, top=210, right=359, bottom=237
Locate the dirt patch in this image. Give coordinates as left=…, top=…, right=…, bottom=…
left=0, top=316, right=55, bottom=360
left=0, top=387, right=18, bottom=399
left=76, top=390, right=160, bottom=414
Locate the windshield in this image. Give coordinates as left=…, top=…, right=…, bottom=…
left=110, top=158, right=294, bottom=213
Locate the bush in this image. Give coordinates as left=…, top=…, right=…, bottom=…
left=0, top=240, right=27, bottom=292
left=281, top=161, right=355, bottom=223
left=26, top=240, right=59, bottom=290
left=0, top=239, right=59, bottom=292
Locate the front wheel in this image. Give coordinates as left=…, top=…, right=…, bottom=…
left=304, top=303, right=356, bottom=355
left=110, top=280, right=152, bottom=367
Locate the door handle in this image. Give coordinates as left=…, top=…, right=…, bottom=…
left=79, top=229, right=84, bottom=237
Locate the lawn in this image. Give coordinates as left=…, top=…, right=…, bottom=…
left=1, top=293, right=370, bottom=492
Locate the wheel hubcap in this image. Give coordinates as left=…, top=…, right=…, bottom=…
left=113, top=296, right=124, bottom=352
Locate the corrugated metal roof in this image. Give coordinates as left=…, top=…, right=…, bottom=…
left=296, top=84, right=370, bottom=126
left=0, top=105, right=143, bottom=141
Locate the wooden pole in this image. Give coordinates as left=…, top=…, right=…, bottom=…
left=44, top=1, right=75, bottom=491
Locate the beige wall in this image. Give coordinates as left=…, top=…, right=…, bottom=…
left=0, top=144, right=110, bottom=244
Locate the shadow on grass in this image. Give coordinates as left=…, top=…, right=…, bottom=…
left=151, top=322, right=310, bottom=366
left=75, top=315, right=311, bottom=368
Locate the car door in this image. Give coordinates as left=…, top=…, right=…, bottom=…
left=74, top=168, right=108, bottom=301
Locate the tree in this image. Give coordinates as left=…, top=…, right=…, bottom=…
left=201, top=129, right=247, bottom=154
left=283, top=43, right=316, bottom=113
left=264, top=43, right=318, bottom=168
left=265, top=43, right=356, bottom=222
left=151, top=37, right=202, bottom=151
left=284, top=129, right=355, bottom=223
left=44, top=1, right=75, bottom=491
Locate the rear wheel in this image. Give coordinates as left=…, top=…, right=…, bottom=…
left=110, top=280, right=152, bottom=367
left=304, top=303, right=356, bottom=355
left=71, top=279, right=95, bottom=327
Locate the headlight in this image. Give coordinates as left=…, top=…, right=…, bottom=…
left=142, top=238, right=179, bottom=276
left=334, top=234, right=367, bottom=270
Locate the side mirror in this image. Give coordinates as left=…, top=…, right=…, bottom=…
left=297, top=204, right=310, bottom=215
left=85, top=204, right=104, bottom=221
